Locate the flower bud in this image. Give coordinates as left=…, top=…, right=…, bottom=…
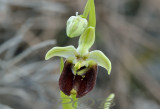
left=66, top=13, right=88, bottom=38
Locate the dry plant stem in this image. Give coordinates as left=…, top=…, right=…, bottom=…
left=110, top=36, right=160, bottom=104
left=0, top=19, right=33, bottom=54
left=6, top=40, right=56, bottom=68
left=105, top=15, right=159, bottom=51
left=0, top=87, right=32, bottom=102
left=111, top=31, right=160, bottom=104
left=0, top=40, right=56, bottom=81
left=113, top=63, right=131, bottom=109
left=109, top=22, right=160, bottom=104
left=123, top=48, right=160, bottom=103
left=0, top=0, right=67, bottom=13
left=109, top=55, right=131, bottom=109
left=0, top=61, right=59, bottom=84
left=98, top=5, right=160, bottom=104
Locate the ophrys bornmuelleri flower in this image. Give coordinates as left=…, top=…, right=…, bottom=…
left=45, top=0, right=111, bottom=98
left=45, top=26, right=111, bottom=98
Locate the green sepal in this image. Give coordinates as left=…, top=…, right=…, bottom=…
left=60, top=58, right=64, bottom=73
left=77, top=26, right=95, bottom=56
left=87, top=50, right=111, bottom=75
left=45, top=46, right=76, bottom=60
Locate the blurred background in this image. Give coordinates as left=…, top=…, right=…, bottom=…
left=0, top=0, right=160, bottom=109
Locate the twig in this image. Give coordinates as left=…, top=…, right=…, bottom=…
left=6, top=40, right=56, bottom=68
left=0, top=19, right=33, bottom=54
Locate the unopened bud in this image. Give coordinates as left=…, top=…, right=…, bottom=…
left=66, top=12, right=88, bottom=38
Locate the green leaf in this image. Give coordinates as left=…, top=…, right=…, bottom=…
left=45, top=46, right=76, bottom=60
left=88, top=0, right=96, bottom=27
left=83, top=0, right=92, bottom=18
left=77, top=26, right=95, bottom=56
left=88, top=50, right=112, bottom=75
left=104, top=93, right=115, bottom=109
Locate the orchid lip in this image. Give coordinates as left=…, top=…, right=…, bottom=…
left=59, top=60, right=98, bottom=98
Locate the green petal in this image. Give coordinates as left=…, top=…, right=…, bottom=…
left=87, top=50, right=111, bottom=75
left=77, top=26, right=95, bottom=56
left=45, top=46, right=76, bottom=60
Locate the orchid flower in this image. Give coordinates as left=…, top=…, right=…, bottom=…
left=45, top=26, right=111, bottom=98
left=45, top=0, right=111, bottom=98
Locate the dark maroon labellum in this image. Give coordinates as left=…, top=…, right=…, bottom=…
left=59, top=61, right=98, bottom=98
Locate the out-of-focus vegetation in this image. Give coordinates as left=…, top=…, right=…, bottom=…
left=0, top=0, right=160, bottom=109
